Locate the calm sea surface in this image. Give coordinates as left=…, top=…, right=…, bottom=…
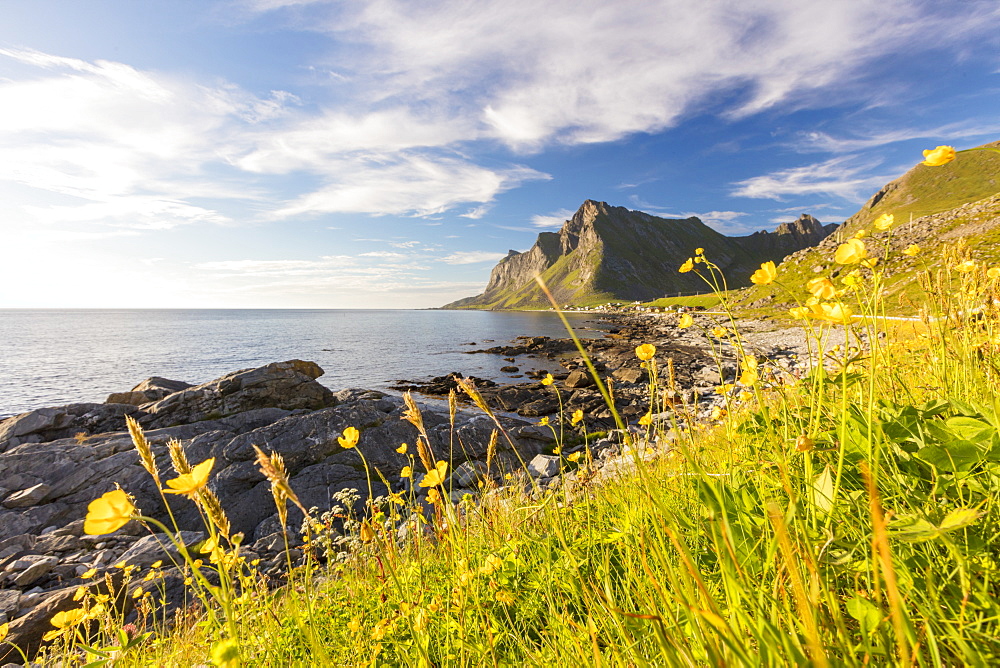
left=0, top=309, right=606, bottom=418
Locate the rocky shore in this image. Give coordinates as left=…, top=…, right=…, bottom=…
left=0, top=313, right=838, bottom=662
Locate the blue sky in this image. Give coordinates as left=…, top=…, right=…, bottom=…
left=1, top=0, right=998, bottom=308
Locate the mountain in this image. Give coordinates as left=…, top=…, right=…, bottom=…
left=738, top=139, right=1000, bottom=309
left=444, top=200, right=836, bottom=309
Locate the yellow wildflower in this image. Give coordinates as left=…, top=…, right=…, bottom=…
left=902, top=244, right=921, bottom=257
left=541, top=373, right=554, bottom=386
left=348, top=618, right=362, bottom=634
left=401, top=465, right=412, bottom=478
left=954, top=260, right=977, bottom=273
left=750, top=260, right=777, bottom=285
left=835, top=239, right=867, bottom=264
left=873, top=213, right=894, bottom=230
left=854, top=229, right=868, bottom=239
left=795, top=435, right=814, bottom=452
left=164, top=458, right=215, bottom=496
left=426, top=488, right=441, bottom=504
left=84, top=489, right=135, bottom=535
left=635, top=343, right=656, bottom=360
left=679, top=258, right=694, bottom=273
left=806, top=276, right=837, bottom=299
left=638, top=412, right=653, bottom=426
left=789, top=306, right=810, bottom=319
left=922, top=145, right=956, bottom=166
left=395, top=443, right=408, bottom=454
left=816, top=302, right=854, bottom=325
left=81, top=568, right=98, bottom=579
left=420, top=461, right=449, bottom=487
left=695, top=247, right=705, bottom=255
left=571, top=409, right=584, bottom=425
left=988, top=267, right=1000, bottom=280
left=678, top=313, right=694, bottom=328
left=495, top=590, right=515, bottom=605
left=567, top=451, right=582, bottom=462
left=210, top=637, right=241, bottom=668
left=539, top=416, right=550, bottom=426
left=338, top=426, right=360, bottom=449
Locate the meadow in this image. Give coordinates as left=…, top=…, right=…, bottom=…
left=6, top=145, right=1000, bottom=667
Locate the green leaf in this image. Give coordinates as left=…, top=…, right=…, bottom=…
left=944, top=417, right=996, bottom=443
left=809, top=465, right=835, bottom=515
left=888, top=514, right=939, bottom=542
left=846, top=596, right=882, bottom=633
left=939, top=508, right=981, bottom=533
left=915, top=442, right=983, bottom=472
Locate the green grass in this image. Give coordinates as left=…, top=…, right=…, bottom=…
left=15, top=150, right=1000, bottom=667
left=645, top=293, right=725, bottom=309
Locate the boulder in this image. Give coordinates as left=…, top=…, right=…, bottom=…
left=140, top=360, right=335, bottom=428
left=564, top=370, right=593, bottom=389
left=2, top=483, right=50, bottom=509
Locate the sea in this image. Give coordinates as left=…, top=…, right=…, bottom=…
left=0, top=309, right=607, bottom=419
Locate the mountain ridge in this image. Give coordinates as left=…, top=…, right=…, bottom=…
left=445, top=200, right=835, bottom=309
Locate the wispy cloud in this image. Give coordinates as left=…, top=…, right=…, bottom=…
left=730, top=156, right=889, bottom=201
left=439, top=251, right=508, bottom=265
left=529, top=208, right=575, bottom=229
left=792, top=121, right=1000, bottom=153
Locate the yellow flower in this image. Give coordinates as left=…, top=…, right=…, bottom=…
left=401, top=465, right=412, bottom=478
left=854, top=229, right=868, bottom=239
left=750, top=260, right=777, bottom=285
left=954, top=260, right=977, bottom=273
left=84, top=489, right=136, bottom=535
left=678, top=313, right=694, bottom=328
left=679, top=258, right=694, bottom=273
left=922, top=145, right=956, bottom=167
left=739, top=369, right=758, bottom=386
left=795, top=435, right=814, bottom=452
left=988, top=267, right=1000, bottom=280
left=806, top=277, right=837, bottom=300
left=873, top=213, right=894, bottom=231
left=427, top=488, right=442, bottom=504
left=789, top=306, right=810, bottom=319
left=495, top=590, right=515, bottom=605
left=816, top=302, right=854, bottom=325
left=695, top=247, right=704, bottom=255
left=541, top=373, right=554, bottom=386
left=210, top=638, right=241, bottom=668
left=635, top=343, right=656, bottom=360
left=567, top=451, right=582, bottom=462
left=638, top=412, right=653, bottom=426
left=834, top=239, right=867, bottom=264
left=164, top=458, right=215, bottom=496
left=539, top=416, right=550, bottom=426
left=338, top=426, right=360, bottom=449
left=395, top=443, right=408, bottom=454
left=571, top=409, right=584, bottom=425
left=902, top=244, right=921, bottom=257
left=711, top=326, right=726, bottom=338
left=419, top=461, right=449, bottom=488
left=81, top=567, right=98, bottom=579
left=347, top=618, right=362, bottom=634
left=710, top=406, right=725, bottom=421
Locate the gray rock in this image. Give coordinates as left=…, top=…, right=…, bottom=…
left=527, top=454, right=560, bottom=478
left=7, top=556, right=58, bottom=587
left=563, top=370, right=593, bottom=389
left=3, top=483, right=52, bottom=508
left=141, top=360, right=335, bottom=429
left=612, top=367, right=647, bottom=384
left=0, top=588, right=20, bottom=623
left=118, top=531, right=205, bottom=570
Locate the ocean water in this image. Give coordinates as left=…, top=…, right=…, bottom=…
left=0, top=309, right=606, bottom=418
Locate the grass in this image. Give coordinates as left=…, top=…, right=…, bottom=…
left=645, top=293, right=725, bottom=309
left=9, top=152, right=1000, bottom=667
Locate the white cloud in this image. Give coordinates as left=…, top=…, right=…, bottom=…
left=793, top=121, right=1000, bottom=153
left=730, top=157, right=889, bottom=201
left=439, top=251, right=508, bottom=265
left=529, top=208, right=575, bottom=229
left=266, top=0, right=1000, bottom=150
left=272, top=154, right=547, bottom=217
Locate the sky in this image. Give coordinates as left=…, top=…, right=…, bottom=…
left=1, top=0, right=998, bottom=309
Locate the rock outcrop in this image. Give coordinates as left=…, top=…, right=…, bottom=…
left=444, top=200, right=835, bottom=309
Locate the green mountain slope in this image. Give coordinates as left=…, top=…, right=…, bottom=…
left=445, top=200, right=835, bottom=310
left=738, top=139, right=1000, bottom=311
